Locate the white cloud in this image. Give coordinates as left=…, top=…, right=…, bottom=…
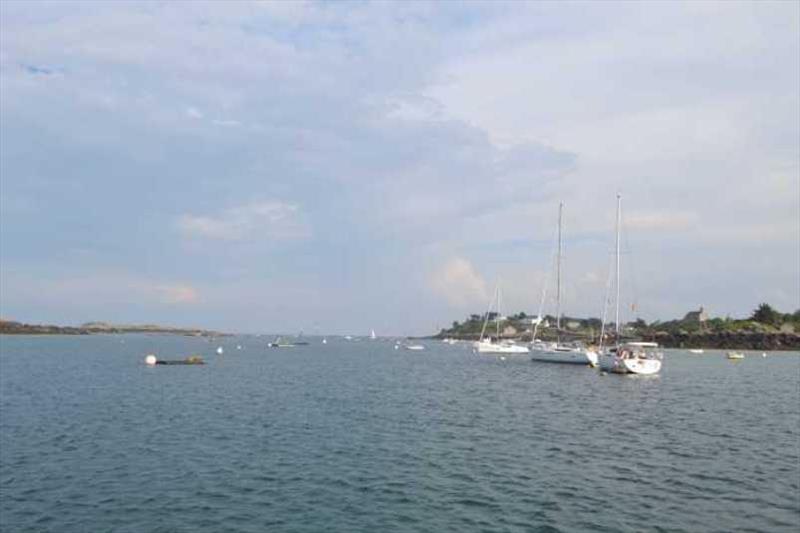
left=211, top=119, right=241, bottom=127
left=155, top=284, right=199, bottom=304
left=185, top=106, right=203, bottom=119
left=430, top=257, right=489, bottom=308
left=176, top=201, right=309, bottom=241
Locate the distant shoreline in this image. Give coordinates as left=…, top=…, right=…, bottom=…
left=0, top=320, right=225, bottom=337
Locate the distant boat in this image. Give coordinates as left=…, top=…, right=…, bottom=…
left=727, top=351, right=745, bottom=360
left=370, top=329, right=376, bottom=340
left=473, top=282, right=529, bottom=355
left=405, top=344, right=425, bottom=351
left=216, top=346, right=224, bottom=355
left=344, top=335, right=353, bottom=341
left=268, top=337, right=296, bottom=348
left=530, top=202, right=597, bottom=367
left=688, top=349, right=704, bottom=354
left=596, top=195, right=661, bottom=375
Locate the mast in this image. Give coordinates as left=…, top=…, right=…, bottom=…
left=556, top=202, right=563, bottom=344
left=496, top=285, right=501, bottom=339
left=479, top=282, right=498, bottom=342
left=614, top=193, right=621, bottom=346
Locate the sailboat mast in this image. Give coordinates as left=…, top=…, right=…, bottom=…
left=479, top=283, right=497, bottom=342
left=614, top=193, right=621, bottom=345
left=556, top=202, right=563, bottom=343
left=496, top=286, right=501, bottom=339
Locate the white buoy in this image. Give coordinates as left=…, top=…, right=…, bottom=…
left=322, top=338, right=327, bottom=344
left=762, top=352, right=767, bottom=357
left=145, top=354, right=157, bottom=366
left=236, top=345, right=242, bottom=350
left=216, top=347, right=224, bottom=355
left=500, top=356, right=506, bottom=361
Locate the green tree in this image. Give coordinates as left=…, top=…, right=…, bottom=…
left=751, top=303, right=781, bottom=326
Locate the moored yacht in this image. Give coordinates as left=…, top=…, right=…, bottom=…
left=473, top=283, right=530, bottom=355
left=529, top=202, right=597, bottom=366
left=595, top=194, right=662, bottom=376
left=598, top=341, right=662, bottom=375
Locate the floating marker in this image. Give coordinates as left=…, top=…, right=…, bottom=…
left=217, top=347, right=224, bottom=355
left=145, top=354, right=157, bottom=366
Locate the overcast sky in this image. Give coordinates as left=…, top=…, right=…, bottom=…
left=1, top=1, right=798, bottom=335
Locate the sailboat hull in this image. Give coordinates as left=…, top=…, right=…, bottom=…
left=474, top=341, right=530, bottom=354
left=598, top=353, right=661, bottom=375
left=530, top=347, right=598, bottom=366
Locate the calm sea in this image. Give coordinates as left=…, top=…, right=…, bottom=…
left=1, top=335, right=798, bottom=532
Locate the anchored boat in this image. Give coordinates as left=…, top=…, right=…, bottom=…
left=530, top=202, right=598, bottom=366
left=595, top=194, right=662, bottom=376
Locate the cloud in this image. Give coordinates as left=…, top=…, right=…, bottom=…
left=185, top=106, right=203, bottom=119
left=430, top=257, right=489, bottom=308
left=155, top=284, right=199, bottom=304
left=176, top=201, right=309, bottom=241
left=0, top=1, right=796, bottom=333
left=624, top=211, right=697, bottom=232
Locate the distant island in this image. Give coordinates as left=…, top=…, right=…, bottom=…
left=435, top=303, right=800, bottom=351
left=0, top=320, right=225, bottom=337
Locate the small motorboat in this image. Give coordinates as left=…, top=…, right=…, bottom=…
left=688, top=349, right=704, bottom=354
left=145, top=354, right=204, bottom=365
left=727, top=351, right=745, bottom=360
left=405, top=344, right=425, bottom=351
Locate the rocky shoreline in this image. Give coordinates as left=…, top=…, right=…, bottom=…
left=643, top=331, right=800, bottom=351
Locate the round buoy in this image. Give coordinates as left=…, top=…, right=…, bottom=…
left=236, top=345, right=242, bottom=350
left=145, top=354, right=157, bottom=366
left=500, top=356, right=506, bottom=361
left=216, top=347, right=224, bottom=355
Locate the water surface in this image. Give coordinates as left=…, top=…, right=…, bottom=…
left=1, top=335, right=798, bottom=532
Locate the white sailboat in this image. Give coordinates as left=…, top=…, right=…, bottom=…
left=473, top=283, right=529, bottom=355
left=597, top=194, right=662, bottom=375
left=370, top=329, right=377, bottom=340
left=530, top=202, right=598, bottom=366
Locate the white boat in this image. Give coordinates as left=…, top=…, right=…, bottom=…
left=598, top=342, right=662, bottom=375
left=530, top=202, right=598, bottom=367
left=473, top=283, right=529, bottom=355
left=267, top=336, right=295, bottom=348
left=727, top=351, right=745, bottom=360
left=370, top=329, right=376, bottom=340
left=688, top=349, right=704, bottom=354
left=405, top=344, right=425, bottom=351
left=532, top=340, right=599, bottom=365
left=474, top=339, right=530, bottom=354
left=595, top=195, right=662, bottom=376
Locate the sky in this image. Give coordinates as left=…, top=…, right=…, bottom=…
left=0, top=0, right=798, bottom=335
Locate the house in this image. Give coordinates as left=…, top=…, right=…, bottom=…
left=683, top=306, right=709, bottom=323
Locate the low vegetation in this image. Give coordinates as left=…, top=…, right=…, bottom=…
left=437, top=303, right=800, bottom=350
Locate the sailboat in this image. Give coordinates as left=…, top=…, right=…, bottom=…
left=597, top=194, right=662, bottom=375
left=370, top=329, right=377, bottom=340
left=473, top=283, right=529, bottom=355
left=530, top=202, right=598, bottom=366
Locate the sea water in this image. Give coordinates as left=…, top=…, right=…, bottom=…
left=1, top=335, right=798, bottom=532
